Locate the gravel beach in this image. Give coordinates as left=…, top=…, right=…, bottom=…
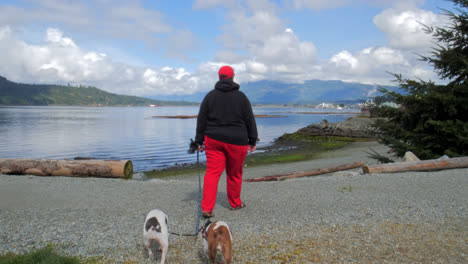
left=0, top=141, right=466, bottom=263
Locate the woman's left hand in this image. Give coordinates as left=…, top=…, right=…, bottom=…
left=248, top=145, right=256, bottom=153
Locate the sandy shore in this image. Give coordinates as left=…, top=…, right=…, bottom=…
left=0, top=141, right=466, bottom=263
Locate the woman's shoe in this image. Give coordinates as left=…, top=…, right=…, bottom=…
left=230, top=202, right=246, bottom=210
left=202, top=211, right=215, bottom=218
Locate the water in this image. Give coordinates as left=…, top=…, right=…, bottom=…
left=0, top=106, right=357, bottom=172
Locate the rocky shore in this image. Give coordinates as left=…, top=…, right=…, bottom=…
left=278, top=116, right=378, bottom=140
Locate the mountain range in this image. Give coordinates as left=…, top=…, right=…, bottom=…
left=1, top=75, right=397, bottom=106
left=152, top=79, right=397, bottom=105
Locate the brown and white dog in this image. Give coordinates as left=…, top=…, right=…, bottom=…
left=201, top=220, right=232, bottom=264
left=143, top=209, right=169, bottom=264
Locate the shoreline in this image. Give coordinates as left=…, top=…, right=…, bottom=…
left=1, top=140, right=466, bottom=263
left=1, top=116, right=466, bottom=263
left=143, top=116, right=376, bottom=178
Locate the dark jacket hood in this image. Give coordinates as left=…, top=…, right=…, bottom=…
left=215, top=79, right=239, bottom=92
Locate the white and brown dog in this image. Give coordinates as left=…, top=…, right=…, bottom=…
left=201, top=220, right=232, bottom=264
left=143, top=209, right=169, bottom=264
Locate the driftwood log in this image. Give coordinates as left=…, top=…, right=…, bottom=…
left=0, top=159, right=133, bottom=179
left=245, top=161, right=365, bottom=182
left=362, top=156, right=468, bottom=174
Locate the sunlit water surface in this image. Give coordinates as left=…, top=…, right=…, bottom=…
left=0, top=106, right=357, bottom=172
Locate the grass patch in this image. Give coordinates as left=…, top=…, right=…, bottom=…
left=245, top=153, right=313, bottom=165
left=337, top=184, right=353, bottom=193
left=281, top=133, right=372, bottom=143
left=0, top=246, right=80, bottom=264
left=144, top=163, right=206, bottom=179
left=355, top=115, right=371, bottom=118
left=244, top=137, right=353, bottom=167
left=317, top=140, right=349, bottom=148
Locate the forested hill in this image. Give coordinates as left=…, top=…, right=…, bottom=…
left=0, top=76, right=196, bottom=106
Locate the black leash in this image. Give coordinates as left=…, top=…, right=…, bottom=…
left=169, top=148, right=203, bottom=237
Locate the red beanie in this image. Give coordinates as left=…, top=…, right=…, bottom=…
left=218, top=66, right=235, bottom=79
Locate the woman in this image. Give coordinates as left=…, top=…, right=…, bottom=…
left=195, top=65, right=258, bottom=218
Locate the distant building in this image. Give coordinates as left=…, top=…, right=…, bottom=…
left=315, top=102, right=335, bottom=109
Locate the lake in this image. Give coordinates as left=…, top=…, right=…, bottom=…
left=0, top=106, right=358, bottom=172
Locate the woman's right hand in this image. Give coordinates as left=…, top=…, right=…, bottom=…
left=198, top=144, right=205, bottom=152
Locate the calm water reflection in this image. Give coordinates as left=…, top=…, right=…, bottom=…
left=0, top=106, right=356, bottom=172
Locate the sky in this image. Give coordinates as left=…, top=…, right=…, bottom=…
left=0, top=0, right=458, bottom=97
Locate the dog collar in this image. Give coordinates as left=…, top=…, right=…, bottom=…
left=201, top=220, right=212, bottom=240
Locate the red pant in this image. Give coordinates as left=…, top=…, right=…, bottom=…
left=201, top=136, right=248, bottom=213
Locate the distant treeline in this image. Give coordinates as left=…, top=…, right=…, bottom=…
left=0, top=76, right=196, bottom=106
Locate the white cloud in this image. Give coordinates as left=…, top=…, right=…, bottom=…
left=369, top=47, right=408, bottom=65
left=46, top=28, right=77, bottom=48
left=194, top=0, right=277, bottom=12
left=0, top=27, right=206, bottom=96
left=219, top=10, right=284, bottom=51
left=410, top=67, right=434, bottom=80
left=259, top=32, right=317, bottom=64
left=286, top=0, right=426, bottom=10
left=286, top=0, right=350, bottom=11
left=216, top=5, right=317, bottom=76
left=83, top=52, right=106, bottom=63
left=247, top=61, right=268, bottom=74
left=0, top=1, right=449, bottom=97
left=0, top=0, right=172, bottom=46
left=330, top=51, right=359, bottom=71
left=142, top=67, right=201, bottom=95
left=325, top=46, right=439, bottom=84
left=198, top=0, right=322, bottom=84
left=374, top=8, right=445, bottom=49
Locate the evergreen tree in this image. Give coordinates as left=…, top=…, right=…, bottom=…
left=374, top=0, right=468, bottom=159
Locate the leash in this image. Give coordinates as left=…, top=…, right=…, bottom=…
left=169, top=148, right=203, bottom=237
left=195, top=149, right=202, bottom=234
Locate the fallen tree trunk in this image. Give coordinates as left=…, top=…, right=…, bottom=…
left=245, top=161, right=365, bottom=182
left=362, top=156, right=468, bottom=174
left=0, top=159, right=133, bottom=179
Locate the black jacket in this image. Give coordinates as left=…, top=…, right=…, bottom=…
left=195, top=79, right=258, bottom=146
